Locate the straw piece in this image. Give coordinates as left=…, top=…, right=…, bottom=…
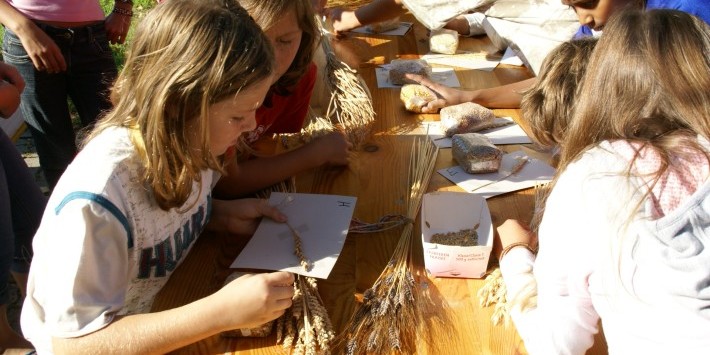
left=319, top=17, right=375, bottom=149
left=335, top=138, right=454, bottom=354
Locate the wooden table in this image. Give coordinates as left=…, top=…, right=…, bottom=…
left=153, top=16, right=608, bottom=354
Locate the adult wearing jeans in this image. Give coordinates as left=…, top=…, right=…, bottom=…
left=0, top=0, right=131, bottom=189
left=0, top=61, right=46, bottom=352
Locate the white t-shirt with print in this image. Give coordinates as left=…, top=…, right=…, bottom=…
left=21, top=127, right=214, bottom=354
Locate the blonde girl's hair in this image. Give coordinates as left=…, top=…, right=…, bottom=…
left=521, top=38, right=597, bottom=149
left=85, top=0, right=275, bottom=211
left=236, top=0, right=319, bottom=94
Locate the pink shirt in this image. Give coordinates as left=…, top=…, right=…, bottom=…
left=8, top=0, right=105, bottom=23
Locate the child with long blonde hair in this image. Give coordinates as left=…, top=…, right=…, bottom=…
left=21, top=1, right=295, bottom=353
left=497, top=9, right=710, bottom=354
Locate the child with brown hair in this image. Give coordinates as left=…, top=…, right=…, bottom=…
left=214, top=0, right=352, bottom=198
left=21, top=1, right=295, bottom=353
left=497, top=9, right=710, bottom=353
left=521, top=37, right=597, bottom=149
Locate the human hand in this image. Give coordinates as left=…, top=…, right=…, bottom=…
left=0, top=80, right=20, bottom=118
left=215, top=271, right=294, bottom=329
left=327, top=7, right=361, bottom=36
left=0, top=63, right=24, bottom=118
left=105, top=11, right=132, bottom=44
left=208, top=198, right=288, bottom=235
left=0, top=62, right=25, bottom=92
left=404, top=73, right=469, bottom=113
left=15, top=23, right=66, bottom=73
left=309, top=129, right=352, bottom=166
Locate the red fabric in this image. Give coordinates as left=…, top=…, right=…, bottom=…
left=245, top=63, right=317, bottom=144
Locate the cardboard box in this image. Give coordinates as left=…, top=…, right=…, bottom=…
left=421, top=191, right=493, bottom=278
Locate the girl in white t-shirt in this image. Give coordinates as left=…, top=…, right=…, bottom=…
left=497, top=9, right=710, bottom=354
left=21, top=1, right=295, bottom=353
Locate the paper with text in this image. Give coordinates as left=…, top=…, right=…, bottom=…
left=350, top=22, right=413, bottom=36
left=231, top=192, right=356, bottom=279
left=421, top=51, right=500, bottom=71
left=438, top=150, right=555, bottom=199
left=376, top=67, right=461, bottom=88
left=420, top=118, right=532, bottom=147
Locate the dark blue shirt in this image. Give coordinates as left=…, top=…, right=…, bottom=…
left=574, top=0, right=710, bottom=38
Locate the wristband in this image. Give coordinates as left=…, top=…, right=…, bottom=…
left=499, top=242, right=535, bottom=260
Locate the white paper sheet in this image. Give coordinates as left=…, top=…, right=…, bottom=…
left=420, top=51, right=500, bottom=71
left=350, top=22, right=413, bottom=36
left=500, top=47, right=524, bottom=66
left=376, top=66, right=461, bottom=88
left=422, top=117, right=532, bottom=148
left=438, top=150, right=555, bottom=199
left=230, top=192, right=356, bottom=279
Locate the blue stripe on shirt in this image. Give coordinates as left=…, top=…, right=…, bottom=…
left=55, top=191, right=134, bottom=248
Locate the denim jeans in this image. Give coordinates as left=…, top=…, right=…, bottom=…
left=0, top=131, right=47, bottom=305
left=2, top=22, right=117, bottom=188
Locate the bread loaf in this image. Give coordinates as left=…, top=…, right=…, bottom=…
left=441, top=102, right=497, bottom=137
left=429, top=28, right=459, bottom=55
left=451, top=133, right=502, bottom=174
left=400, top=84, right=437, bottom=113
left=388, top=59, right=432, bottom=85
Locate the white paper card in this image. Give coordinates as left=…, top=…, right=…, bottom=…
left=376, top=66, right=461, bottom=88
left=500, top=47, right=524, bottom=66
left=420, top=51, right=500, bottom=72
left=422, top=117, right=532, bottom=148
left=350, top=22, right=413, bottom=36
left=231, top=192, right=356, bottom=279
left=438, top=150, right=555, bottom=199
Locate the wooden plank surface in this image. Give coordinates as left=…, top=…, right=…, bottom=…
left=152, top=15, right=608, bottom=354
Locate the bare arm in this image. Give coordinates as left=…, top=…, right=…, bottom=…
left=214, top=131, right=351, bottom=198
left=406, top=74, right=537, bottom=110
left=329, top=0, right=407, bottom=35
left=52, top=271, right=294, bottom=355
left=0, top=0, right=66, bottom=73
left=0, top=62, right=24, bottom=118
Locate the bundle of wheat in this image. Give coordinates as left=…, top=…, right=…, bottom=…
left=336, top=138, right=455, bottom=354
left=277, top=114, right=337, bottom=150
left=319, top=19, right=375, bottom=149
left=256, top=181, right=336, bottom=354
left=477, top=183, right=547, bottom=326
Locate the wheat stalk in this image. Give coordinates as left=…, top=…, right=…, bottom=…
left=336, top=138, right=455, bottom=354
left=264, top=185, right=335, bottom=354
left=318, top=17, right=375, bottom=149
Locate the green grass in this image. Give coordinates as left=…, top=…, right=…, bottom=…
left=0, top=0, right=156, bottom=69
left=0, top=1, right=156, bottom=126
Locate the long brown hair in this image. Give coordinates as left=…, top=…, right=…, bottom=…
left=516, top=8, right=710, bottom=312
left=236, top=0, right=319, bottom=93
left=559, top=9, right=710, bottom=176
left=522, top=37, right=598, bottom=149
left=85, top=0, right=275, bottom=210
